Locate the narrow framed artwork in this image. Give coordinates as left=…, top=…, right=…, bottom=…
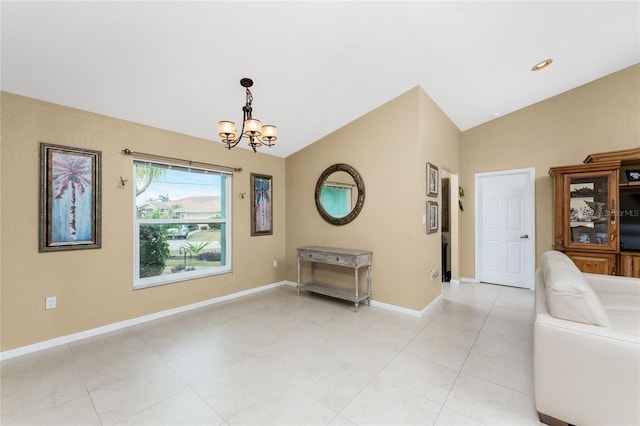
left=427, top=200, right=439, bottom=234
left=39, top=143, right=102, bottom=252
left=251, top=173, right=273, bottom=236
left=427, top=162, right=439, bottom=197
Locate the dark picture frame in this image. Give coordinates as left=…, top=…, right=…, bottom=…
left=427, top=162, right=439, bottom=197
left=250, top=173, right=273, bottom=236
left=39, top=143, right=101, bottom=252
left=571, top=226, right=596, bottom=244
left=625, top=170, right=640, bottom=183
left=427, top=200, right=439, bottom=234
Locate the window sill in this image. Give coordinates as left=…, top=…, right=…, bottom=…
left=134, top=266, right=232, bottom=290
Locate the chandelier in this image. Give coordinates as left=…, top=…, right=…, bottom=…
left=218, top=78, right=277, bottom=152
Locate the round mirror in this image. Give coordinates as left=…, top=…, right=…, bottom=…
left=315, top=163, right=365, bottom=225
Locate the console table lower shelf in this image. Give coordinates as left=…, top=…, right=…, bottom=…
left=296, top=246, right=372, bottom=312
left=299, top=282, right=370, bottom=305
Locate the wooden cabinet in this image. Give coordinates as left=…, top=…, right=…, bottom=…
left=551, top=165, right=618, bottom=252
left=549, top=147, right=640, bottom=277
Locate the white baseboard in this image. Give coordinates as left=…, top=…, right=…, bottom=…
left=293, top=279, right=444, bottom=318
left=285, top=280, right=446, bottom=318
left=369, top=300, right=422, bottom=317
left=370, top=294, right=443, bottom=318
left=0, top=281, right=290, bottom=361
left=460, top=277, right=481, bottom=283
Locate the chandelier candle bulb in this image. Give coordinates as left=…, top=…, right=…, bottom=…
left=261, top=125, right=277, bottom=142
left=218, top=121, right=237, bottom=140
left=243, top=119, right=262, bottom=136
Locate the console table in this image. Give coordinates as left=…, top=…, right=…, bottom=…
left=296, top=246, right=372, bottom=312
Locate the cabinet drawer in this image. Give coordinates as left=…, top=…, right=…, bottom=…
left=298, top=250, right=326, bottom=262
left=565, top=251, right=616, bottom=275
left=324, top=254, right=356, bottom=267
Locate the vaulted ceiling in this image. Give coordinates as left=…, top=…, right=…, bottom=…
left=2, top=1, right=638, bottom=157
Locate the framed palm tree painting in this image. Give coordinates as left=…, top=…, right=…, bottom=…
left=39, top=143, right=102, bottom=251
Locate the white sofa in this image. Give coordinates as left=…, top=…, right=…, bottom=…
left=534, top=250, right=640, bottom=426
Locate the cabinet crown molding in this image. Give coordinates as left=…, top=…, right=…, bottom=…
left=584, top=147, right=640, bottom=164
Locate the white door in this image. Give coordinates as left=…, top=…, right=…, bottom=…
left=475, top=168, right=535, bottom=289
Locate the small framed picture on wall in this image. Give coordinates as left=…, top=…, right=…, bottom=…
left=427, top=162, right=439, bottom=197
left=427, top=200, right=439, bottom=234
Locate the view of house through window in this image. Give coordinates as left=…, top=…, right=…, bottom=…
left=133, top=160, right=231, bottom=289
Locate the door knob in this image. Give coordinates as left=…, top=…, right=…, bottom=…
left=520, top=234, right=529, bottom=239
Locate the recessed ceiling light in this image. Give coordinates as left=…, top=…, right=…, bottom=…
left=532, top=59, right=553, bottom=71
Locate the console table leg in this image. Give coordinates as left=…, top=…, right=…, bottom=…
left=354, top=268, right=359, bottom=312
left=366, top=265, right=371, bottom=306
left=296, top=259, right=301, bottom=296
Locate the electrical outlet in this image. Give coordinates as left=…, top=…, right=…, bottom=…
left=45, top=296, right=57, bottom=310
left=430, top=269, right=439, bottom=280
left=273, top=260, right=278, bottom=268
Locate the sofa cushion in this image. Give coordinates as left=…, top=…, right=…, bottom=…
left=598, top=293, right=640, bottom=336
left=541, top=250, right=611, bottom=327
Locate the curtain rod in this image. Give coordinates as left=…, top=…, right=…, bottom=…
left=121, top=149, right=242, bottom=173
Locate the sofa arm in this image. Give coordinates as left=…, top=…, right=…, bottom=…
left=533, top=270, right=640, bottom=426
left=534, top=316, right=640, bottom=426
left=535, top=270, right=640, bottom=425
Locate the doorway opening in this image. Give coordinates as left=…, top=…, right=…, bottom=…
left=442, top=176, right=451, bottom=282
left=441, top=169, right=458, bottom=283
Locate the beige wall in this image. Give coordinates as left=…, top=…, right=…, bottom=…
left=2, top=64, right=636, bottom=352
left=285, top=87, right=460, bottom=311
left=0, top=92, right=286, bottom=351
left=459, top=64, right=640, bottom=279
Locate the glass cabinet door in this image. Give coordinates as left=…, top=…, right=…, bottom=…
left=565, top=170, right=618, bottom=251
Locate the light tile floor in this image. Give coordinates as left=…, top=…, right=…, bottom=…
left=1, top=282, right=542, bottom=425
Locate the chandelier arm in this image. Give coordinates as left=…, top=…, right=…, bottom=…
left=223, top=115, right=246, bottom=150
left=224, top=138, right=241, bottom=150
left=231, top=117, right=248, bottom=147
left=258, top=135, right=274, bottom=147
left=224, top=93, right=253, bottom=149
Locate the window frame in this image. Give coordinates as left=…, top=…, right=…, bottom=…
left=132, top=159, right=232, bottom=290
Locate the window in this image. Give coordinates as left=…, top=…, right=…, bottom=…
left=133, top=160, right=231, bottom=289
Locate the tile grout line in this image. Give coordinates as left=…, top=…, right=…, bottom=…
left=67, top=342, right=105, bottom=426
left=432, top=284, right=501, bottom=424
